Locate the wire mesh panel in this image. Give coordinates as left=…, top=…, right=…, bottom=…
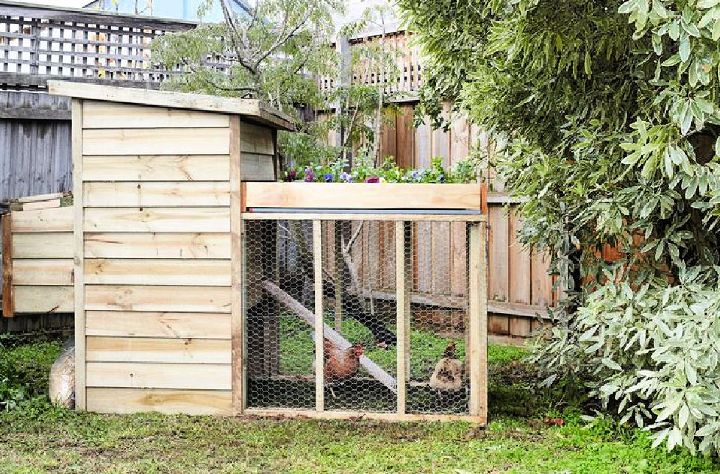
left=243, top=215, right=484, bottom=420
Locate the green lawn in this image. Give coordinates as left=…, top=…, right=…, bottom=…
left=0, top=339, right=718, bottom=473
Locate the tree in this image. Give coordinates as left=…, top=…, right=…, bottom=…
left=399, top=0, right=720, bottom=454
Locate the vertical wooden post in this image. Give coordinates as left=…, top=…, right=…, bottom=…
left=313, top=220, right=325, bottom=412
left=230, top=115, right=245, bottom=416
left=2, top=213, right=13, bottom=318
left=72, top=98, right=86, bottom=410
left=395, top=220, right=411, bottom=414
left=468, top=220, right=488, bottom=422
left=333, top=222, right=343, bottom=331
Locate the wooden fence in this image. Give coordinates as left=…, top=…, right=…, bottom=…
left=0, top=0, right=195, bottom=88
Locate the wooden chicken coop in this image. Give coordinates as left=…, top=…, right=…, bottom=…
left=2, top=81, right=488, bottom=423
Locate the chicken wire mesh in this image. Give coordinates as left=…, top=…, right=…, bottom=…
left=243, top=218, right=471, bottom=415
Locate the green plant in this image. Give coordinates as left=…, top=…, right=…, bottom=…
left=399, top=0, right=720, bottom=455
left=0, top=340, right=61, bottom=411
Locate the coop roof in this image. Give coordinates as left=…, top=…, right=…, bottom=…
left=48, top=81, right=295, bottom=131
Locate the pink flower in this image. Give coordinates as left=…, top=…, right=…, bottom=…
left=365, top=176, right=380, bottom=183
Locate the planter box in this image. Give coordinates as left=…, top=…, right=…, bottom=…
left=243, top=182, right=484, bottom=211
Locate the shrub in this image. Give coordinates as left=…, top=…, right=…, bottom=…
left=0, top=339, right=61, bottom=411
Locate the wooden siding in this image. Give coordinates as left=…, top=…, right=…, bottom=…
left=76, top=100, right=236, bottom=411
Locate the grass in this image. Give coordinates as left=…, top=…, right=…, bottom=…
left=1, top=338, right=719, bottom=473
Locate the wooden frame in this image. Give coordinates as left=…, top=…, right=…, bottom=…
left=72, top=98, right=86, bottom=410
left=2, top=213, right=13, bottom=318
left=243, top=183, right=484, bottom=211
left=230, top=116, right=245, bottom=416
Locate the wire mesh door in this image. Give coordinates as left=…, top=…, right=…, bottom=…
left=242, top=215, right=487, bottom=422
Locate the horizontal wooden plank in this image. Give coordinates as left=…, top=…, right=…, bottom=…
left=85, top=285, right=232, bottom=313
left=241, top=153, right=276, bottom=181
left=83, top=182, right=231, bottom=207
left=21, top=199, right=61, bottom=211
left=83, top=128, right=230, bottom=155
left=84, top=208, right=230, bottom=233
left=17, top=192, right=66, bottom=203
left=83, top=101, right=230, bottom=129
left=86, top=337, right=231, bottom=364
left=11, top=207, right=73, bottom=233
left=243, top=183, right=484, bottom=210
left=488, top=300, right=551, bottom=319
left=86, top=362, right=231, bottom=390
left=13, top=259, right=73, bottom=286
left=85, top=311, right=230, bottom=339
left=13, top=285, right=73, bottom=313
left=12, top=233, right=73, bottom=258
left=83, top=155, right=229, bottom=182
left=48, top=81, right=294, bottom=131
left=84, top=259, right=230, bottom=286
left=242, top=212, right=486, bottom=222
left=240, top=121, right=274, bottom=155
left=86, top=388, right=232, bottom=415
left=84, top=233, right=231, bottom=259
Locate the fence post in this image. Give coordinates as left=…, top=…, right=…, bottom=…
left=313, top=220, right=325, bottom=412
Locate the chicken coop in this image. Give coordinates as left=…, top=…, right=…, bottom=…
left=3, top=81, right=488, bottom=423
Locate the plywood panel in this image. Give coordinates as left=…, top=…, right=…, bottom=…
left=240, top=121, right=274, bottom=155
left=83, top=181, right=230, bottom=207
left=82, top=101, right=230, bottom=129
left=86, top=388, right=232, bottom=415
left=82, top=155, right=229, bottom=182
left=83, top=128, right=230, bottom=156
left=11, top=207, right=72, bottom=232
left=84, top=233, right=231, bottom=259
left=241, top=153, right=276, bottom=181
left=84, top=259, right=230, bottom=286
left=13, top=285, right=73, bottom=313
left=85, top=362, right=231, bottom=390
left=13, top=259, right=73, bottom=285
left=86, top=337, right=231, bottom=363
left=85, top=285, right=232, bottom=313
left=85, top=311, right=230, bottom=339
left=84, top=208, right=230, bottom=233
left=12, top=232, right=73, bottom=258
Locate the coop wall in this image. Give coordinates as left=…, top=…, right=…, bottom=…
left=74, top=100, right=275, bottom=415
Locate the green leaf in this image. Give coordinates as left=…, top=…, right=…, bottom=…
left=679, top=36, right=691, bottom=62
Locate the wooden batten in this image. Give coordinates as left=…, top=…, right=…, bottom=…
left=73, top=98, right=87, bottom=410
left=230, top=115, right=245, bottom=416
left=2, top=214, right=13, bottom=317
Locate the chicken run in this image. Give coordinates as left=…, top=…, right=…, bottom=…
left=244, top=219, right=481, bottom=416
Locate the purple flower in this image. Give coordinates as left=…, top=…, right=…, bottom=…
left=439, top=174, right=445, bottom=183
left=340, top=172, right=352, bottom=183
left=304, top=167, right=315, bottom=182
left=285, top=169, right=297, bottom=182
left=411, top=170, right=422, bottom=182
left=365, top=176, right=380, bottom=183
left=324, top=173, right=334, bottom=182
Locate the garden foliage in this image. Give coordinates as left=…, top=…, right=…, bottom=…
left=399, top=0, right=720, bottom=454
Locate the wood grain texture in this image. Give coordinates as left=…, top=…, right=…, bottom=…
left=243, top=183, right=483, bottom=210
left=229, top=115, right=244, bottom=416
left=21, top=199, right=61, bottom=211
left=82, top=128, right=230, bottom=156
left=84, top=233, right=230, bottom=259
left=85, top=362, right=231, bottom=390
left=82, top=155, right=229, bottom=182
left=508, top=210, right=531, bottom=305
left=313, top=220, right=324, bottom=412
left=84, top=208, right=230, bottom=233
left=84, top=259, right=230, bottom=286
left=73, top=98, right=86, bottom=410
left=12, top=233, right=73, bottom=258
left=240, top=121, right=274, bottom=155
left=13, top=285, right=73, bottom=313
left=488, top=206, right=509, bottom=302
left=82, top=101, right=230, bottom=129
left=2, top=214, right=13, bottom=317
left=85, top=285, right=231, bottom=313
left=468, top=221, right=488, bottom=419
left=86, top=337, right=231, bottom=364
left=83, top=181, right=230, bottom=207
left=85, top=311, right=231, bottom=339
left=48, top=81, right=294, bottom=131
left=13, top=258, right=73, bottom=285
left=86, top=388, right=232, bottom=415
left=10, top=207, right=72, bottom=232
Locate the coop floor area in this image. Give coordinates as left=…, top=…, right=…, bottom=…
left=2, top=341, right=717, bottom=473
